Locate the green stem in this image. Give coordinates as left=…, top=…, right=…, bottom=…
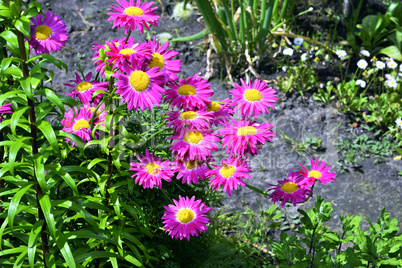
left=15, top=29, right=49, bottom=266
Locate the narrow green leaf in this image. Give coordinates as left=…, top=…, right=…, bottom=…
left=10, top=106, right=29, bottom=135
left=33, top=154, right=47, bottom=192
left=13, top=246, right=28, bottom=268
left=9, top=139, right=27, bottom=175
left=36, top=120, right=60, bottom=156
left=55, top=230, right=76, bottom=268
left=38, top=194, right=56, bottom=238
left=5, top=66, right=23, bottom=77
left=45, top=164, right=79, bottom=196
left=8, top=182, right=34, bottom=231
left=28, top=220, right=43, bottom=268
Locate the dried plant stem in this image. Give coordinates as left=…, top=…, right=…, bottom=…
left=15, top=30, right=49, bottom=266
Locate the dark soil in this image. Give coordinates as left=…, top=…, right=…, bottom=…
left=35, top=0, right=402, bottom=233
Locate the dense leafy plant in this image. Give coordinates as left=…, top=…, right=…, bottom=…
left=272, top=196, right=402, bottom=267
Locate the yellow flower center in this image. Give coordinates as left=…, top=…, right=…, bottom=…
left=236, top=126, right=257, bottom=136
left=244, top=89, right=262, bottom=102
left=119, top=48, right=135, bottom=55
left=184, top=160, right=197, bottom=170
left=76, top=81, right=93, bottom=92
left=219, top=164, right=235, bottom=178
left=145, top=162, right=160, bottom=175
left=35, top=25, right=52, bottom=41
left=176, top=208, right=195, bottom=224
left=179, top=111, right=198, bottom=120
left=178, top=84, right=196, bottom=96
left=124, top=6, right=144, bottom=16
left=281, top=182, right=299, bottom=193
left=129, top=70, right=150, bottom=92
left=206, top=101, right=221, bottom=112
left=399, top=122, right=402, bottom=125
left=73, top=119, right=90, bottom=131
left=184, top=131, right=203, bottom=144
left=147, top=53, right=165, bottom=71
left=308, top=170, right=322, bottom=179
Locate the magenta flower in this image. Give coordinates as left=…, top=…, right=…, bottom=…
left=61, top=106, right=99, bottom=147
left=166, top=109, right=213, bottom=132
left=219, top=119, right=275, bottom=157
left=206, top=99, right=234, bottom=126
left=162, top=195, right=211, bottom=241
left=92, top=38, right=119, bottom=77
left=106, top=37, right=151, bottom=70
left=165, top=74, right=213, bottom=110
left=147, top=38, right=181, bottom=83
left=107, top=0, right=160, bottom=34
left=0, top=103, right=12, bottom=121
left=207, top=157, right=251, bottom=196
left=129, top=150, right=173, bottom=189
left=113, top=56, right=164, bottom=111
left=65, top=73, right=108, bottom=104
left=297, top=159, right=336, bottom=187
left=28, top=10, right=68, bottom=55
left=173, top=159, right=209, bottom=185
left=170, top=128, right=219, bottom=161
left=230, top=78, right=277, bottom=119
left=267, top=170, right=311, bottom=207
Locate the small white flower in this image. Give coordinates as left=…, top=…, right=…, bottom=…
left=385, top=78, right=397, bottom=88
left=357, top=59, right=368, bottom=69
left=385, top=73, right=392, bottom=80
left=355, top=79, right=366, bottom=88
left=398, top=72, right=402, bottom=78
left=376, top=61, right=385, bottom=69
left=335, top=50, right=347, bottom=59
left=387, top=60, right=398, bottom=69
left=360, top=50, right=370, bottom=57
left=283, top=48, right=294, bottom=56
left=282, top=66, right=287, bottom=72
left=396, top=118, right=402, bottom=129
left=319, top=83, right=324, bottom=88
left=172, top=2, right=194, bottom=21
left=156, top=32, right=172, bottom=45
left=301, top=52, right=312, bottom=61
left=399, top=64, right=402, bottom=72
left=294, top=37, right=304, bottom=46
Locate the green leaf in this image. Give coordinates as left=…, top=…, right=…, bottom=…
left=10, top=106, right=29, bottom=135
left=38, top=194, right=56, bottom=238
left=45, top=164, right=79, bottom=196
left=36, top=120, right=60, bottom=156
left=379, top=45, right=402, bottom=61
left=0, top=30, right=19, bottom=55
left=8, top=182, right=34, bottom=231
left=33, top=154, right=47, bottom=192
left=5, top=67, right=23, bottom=77
left=28, top=220, right=43, bottom=268
left=9, top=138, right=27, bottom=175
left=14, top=16, right=31, bottom=39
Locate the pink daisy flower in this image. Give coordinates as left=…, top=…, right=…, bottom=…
left=28, top=10, right=68, bottom=55
left=206, top=98, right=234, bottom=126
left=267, top=170, right=311, bottom=207
left=166, top=109, right=213, bottom=132
left=207, top=157, right=251, bottom=196
left=84, top=103, right=107, bottom=123
left=297, top=159, right=336, bottom=187
left=170, top=128, right=219, bottom=161
left=65, top=72, right=108, bottom=104
left=230, top=78, right=277, bottom=119
left=61, top=106, right=99, bottom=147
left=113, top=56, right=164, bottom=111
left=106, top=37, right=151, bottom=70
left=129, top=150, right=173, bottom=189
left=165, top=74, right=213, bottom=110
left=162, top=195, right=211, bottom=241
left=173, top=159, right=209, bottom=185
left=147, top=38, right=181, bottom=83
left=219, top=119, right=275, bottom=157
left=0, top=103, right=12, bottom=122
left=107, top=0, right=160, bottom=35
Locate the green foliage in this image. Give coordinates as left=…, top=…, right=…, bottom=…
left=277, top=128, right=322, bottom=156
left=277, top=61, right=318, bottom=98
left=336, top=131, right=397, bottom=173
left=333, top=80, right=368, bottom=114
left=271, top=196, right=402, bottom=267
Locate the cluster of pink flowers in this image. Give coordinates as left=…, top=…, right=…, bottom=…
left=47, top=0, right=335, bottom=242
left=267, top=159, right=336, bottom=207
